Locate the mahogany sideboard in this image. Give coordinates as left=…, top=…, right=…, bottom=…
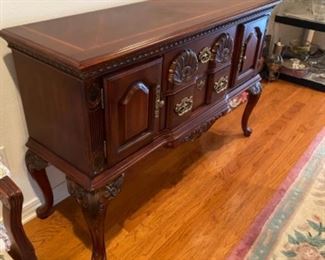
left=0, top=0, right=280, bottom=259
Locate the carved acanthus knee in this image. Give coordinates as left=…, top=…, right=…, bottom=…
left=67, top=174, right=125, bottom=208
left=25, top=150, right=48, bottom=172
left=25, top=149, right=54, bottom=219
left=67, top=174, right=124, bottom=260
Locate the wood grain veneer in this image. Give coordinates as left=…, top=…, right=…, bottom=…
left=1, top=0, right=279, bottom=69
left=0, top=1, right=281, bottom=258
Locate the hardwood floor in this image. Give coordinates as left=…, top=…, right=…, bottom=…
left=24, top=81, right=325, bottom=260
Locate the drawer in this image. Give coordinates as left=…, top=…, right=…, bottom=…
left=164, top=38, right=213, bottom=92
left=166, top=85, right=195, bottom=129
left=163, top=26, right=237, bottom=93
left=208, top=26, right=237, bottom=73
left=104, top=58, right=163, bottom=166
left=206, top=66, right=231, bottom=104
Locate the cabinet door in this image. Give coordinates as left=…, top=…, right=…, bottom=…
left=104, top=58, right=163, bottom=166
left=233, top=16, right=268, bottom=86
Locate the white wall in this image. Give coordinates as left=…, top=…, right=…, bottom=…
left=0, top=0, right=144, bottom=223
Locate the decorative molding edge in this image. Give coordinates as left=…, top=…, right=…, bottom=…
left=8, top=8, right=273, bottom=79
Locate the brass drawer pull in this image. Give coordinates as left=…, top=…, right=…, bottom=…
left=214, top=76, right=229, bottom=94
left=198, top=47, right=212, bottom=64
left=175, top=96, right=193, bottom=116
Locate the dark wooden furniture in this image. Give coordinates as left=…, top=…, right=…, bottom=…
left=0, top=1, right=280, bottom=259
left=0, top=175, right=36, bottom=260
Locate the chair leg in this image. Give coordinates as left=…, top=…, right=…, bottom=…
left=0, top=176, right=37, bottom=260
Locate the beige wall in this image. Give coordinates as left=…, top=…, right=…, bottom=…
left=0, top=0, right=144, bottom=223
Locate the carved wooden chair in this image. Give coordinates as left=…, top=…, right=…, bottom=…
left=0, top=162, right=36, bottom=260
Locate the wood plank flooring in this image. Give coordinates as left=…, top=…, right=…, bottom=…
left=24, top=81, right=325, bottom=260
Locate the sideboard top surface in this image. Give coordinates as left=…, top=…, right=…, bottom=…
left=0, top=0, right=279, bottom=70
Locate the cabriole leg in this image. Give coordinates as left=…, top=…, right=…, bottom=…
left=67, top=174, right=124, bottom=260
left=241, top=82, right=262, bottom=137
left=25, top=149, right=54, bottom=219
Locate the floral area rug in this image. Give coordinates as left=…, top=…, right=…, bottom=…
left=229, top=128, right=325, bottom=260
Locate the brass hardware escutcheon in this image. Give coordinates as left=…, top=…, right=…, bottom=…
left=196, top=78, right=205, bottom=90
left=198, top=47, right=212, bottom=64
left=175, top=96, right=193, bottom=116
left=214, top=76, right=229, bottom=94
left=155, top=85, right=164, bottom=118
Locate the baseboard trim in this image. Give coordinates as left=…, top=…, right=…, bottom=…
left=21, top=197, right=40, bottom=224
left=52, top=180, right=69, bottom=206
left=4, top=180, right=70, bottom=224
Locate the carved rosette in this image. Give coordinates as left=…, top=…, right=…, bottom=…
left=92, top=151, right=106, bottom=174
left=86, top=81, right=102, bottom=110
left=105, top=174, right=124, bottom=197
left=25, top=150, right=48, bottom=172
left=212, top=33, right=234, bottom=63
left=67, top=174, right=125, bottom=211
left=85, top=80, right=106, bottom=174
left=168, top=49, right=199, bottom=85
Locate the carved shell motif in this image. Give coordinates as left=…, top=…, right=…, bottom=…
left=212, top=33, right=234, bottom=63
left=168, top=49, right=199, bottom=85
